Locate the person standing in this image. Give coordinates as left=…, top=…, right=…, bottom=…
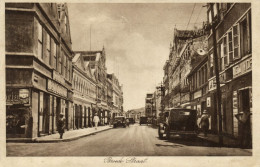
left=57, top=113, right=65, bottom=139
left=235, top=111, right=251, bottom=148
left=93, top=113, right=100, bottom=130
left=199, top=110, right=210, bottom=137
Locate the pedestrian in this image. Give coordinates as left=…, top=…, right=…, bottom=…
left=93, top=113, right=100, bottom=130
left=57, top=113, right=65, bottom=139
left=235, top=111, right=251, bottom=148
left=126, top=118, right=130, bottom=127
left=199, top=110, right=210, bottom=137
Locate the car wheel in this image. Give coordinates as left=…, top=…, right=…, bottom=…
left=113, top=124, right=117, bottom=128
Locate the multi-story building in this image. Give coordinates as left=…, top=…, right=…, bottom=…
left=107, top=73, right=123, bottom=118
left=188, top=54, right=209, bottom=128
left=74, top=48, right=109, bottom=125
left=106, top=74, right=113, bottom=123
left=72, top=53, right=97, bottom=129
left=145, top=93, right=153, bottom=118
left=162, top=60, right=170, bottom=109
left=206, top=3, right=252, bottom=138
left=6, top=3, right=74, bottom=139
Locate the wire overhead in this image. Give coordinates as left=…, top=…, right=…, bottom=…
left=185, top=3, right=196, bottom=30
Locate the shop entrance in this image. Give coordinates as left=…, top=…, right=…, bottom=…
left=6, top=106, right=28, bottom=138
left=42, top=93, right=50, bottom=134
left=238, top=88, right=252, bottom=145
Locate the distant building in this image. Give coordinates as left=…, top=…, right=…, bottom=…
left=6, top=3, right=74, bottom=138
left=145, top=93, right=153, bottom=117
left=107, top=73, right=124, bottom=118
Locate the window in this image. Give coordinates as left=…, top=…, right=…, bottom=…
left=209, top=53, right=214, bottom=77
left=64, top=55, right=67, bottom=78
left=53, top=42, right=57, bottom=70
left=67, top=57, right=70, bottom=80
left=58, top=49, right=62, bottom=74
left=228, top=31, right=233, bottom=64
left=240, top=12, right=251, bottom=57
left=208, top=10, right=212, bottom=23
left=68, top=60, right=71, bottom=81
left=233, top=24, right=240, bottom=59
left=46, top=33, right=51, bottom=65
left=37, top=20, right=43, bottom=59
left=213, top=3, right=218, bottom=17
left=219, top=40, right=226, bottom=71
left=223, top=36, right=228, bottom=66
left=64, top=15, right=67, bottom=34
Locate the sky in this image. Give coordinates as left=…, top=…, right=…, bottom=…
left=68, top=3, right=207, bottom=111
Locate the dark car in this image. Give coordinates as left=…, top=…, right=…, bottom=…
left=158, top=108, right=198, bottom=139
left=112, top=116, right=126, bottom=128
left=127, top=118, right=135, bottom=124
left=139, top=116, right=148, bottom=125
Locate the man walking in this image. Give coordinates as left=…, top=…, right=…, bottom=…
left=93, top=113, right=100, bottom=130
left=57, top=113, right=66, bottom=139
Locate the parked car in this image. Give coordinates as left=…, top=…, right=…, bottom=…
left=139, top=116, right=148, bottom=125
left=112, top=116, right=126, bottom=128
left=158, top=108, right=198, bottom=139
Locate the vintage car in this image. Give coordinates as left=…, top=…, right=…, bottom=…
left=139, top=116, right=148, bottom=125
left=112, top=116, right=126, bottom=128
left=158, top=108, right=198, bottom=139
left=126, top=118, right=135, bottom=124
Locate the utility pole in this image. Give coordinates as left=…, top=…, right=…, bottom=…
left=210, top=3, right=223, bottom=146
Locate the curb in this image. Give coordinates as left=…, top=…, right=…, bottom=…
left=7, top=127, right=113, bottom=143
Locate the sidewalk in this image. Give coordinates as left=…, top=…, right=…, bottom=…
left=7, top=125, right=113, bottom=143
left=197, top=133, right=251, bottom=149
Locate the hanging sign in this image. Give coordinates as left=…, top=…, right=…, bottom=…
left=6, top=88, right=30, bottom=105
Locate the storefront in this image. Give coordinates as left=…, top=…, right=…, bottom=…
left=6, top=88, right=31, bottom=138
left=6, top=75, right=73, bottom=138
left=231, top=56, right=252, bottom=139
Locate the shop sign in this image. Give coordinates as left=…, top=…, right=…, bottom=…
left=175, top=28, right=208, bottom=40
left=6, top=88, right=30, bottom=105
left=233, top=57, right=252, bottom=79
left=194, top=90, right=202, bottom=99
left=53, top=71, right=65, bottom=85
left=47, top=80, right=67, bottom=98
left=208, top=78, right=216, bottom=91
left=207, top=97, right=211, bottom=107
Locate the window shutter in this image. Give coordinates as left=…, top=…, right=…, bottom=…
left=246, top=12, right=251, bottom=53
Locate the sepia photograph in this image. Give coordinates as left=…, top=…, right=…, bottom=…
left=2, top=0, right=259, bottom=166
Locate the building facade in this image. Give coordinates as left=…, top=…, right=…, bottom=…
left=206, top=3, right=252, bottom=137
left=6, top=3, right=74, bottom=138
left=145, top=93, right=153, bottom=118
left=107, top=73, right=124, bottom=118
left=74, top=48, right=109, bottom=125
left=72, top=53, right=97, bottom=129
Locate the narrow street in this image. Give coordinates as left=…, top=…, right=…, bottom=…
left=7, top=124, right=251, bottom=156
